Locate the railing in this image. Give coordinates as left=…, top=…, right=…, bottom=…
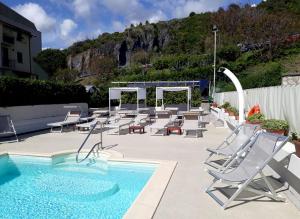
left=76, top=121, right=104, bottom=163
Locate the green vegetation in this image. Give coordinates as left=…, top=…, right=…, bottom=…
left=227, top=106, right=238, bottom=115
left=34, top=49, right=67, bottom=77
left=30, top=0, right=300, bottom=107
left=261, top=119, right=289, bottom=131
left=221, top=102, right=231, bottom=109
left=247, top=113, right=265, bottom=123
left=0, top=77, right=88, bottom=107
left=291, top=132, right=299, bottom=141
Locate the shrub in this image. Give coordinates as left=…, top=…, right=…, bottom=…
left=247, top=113, right=265, bottom=123
left=0, top=77, right=88, bottom=107
left=218, top=45, right=240, bottom=62
left=221, top=102, right=231, bottom=109
left=34, top=49, right=67, bottom=76
left=291, top=132, right=299, bottom=141
left=261, top=119, right=289, bottom=131
left=228, top=106, right=238, bottom=115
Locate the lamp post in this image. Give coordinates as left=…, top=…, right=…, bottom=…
left=212, top=25, right=218, bottom=97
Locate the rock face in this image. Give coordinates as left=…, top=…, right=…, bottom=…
left=67, top=23, right=172, bottom=76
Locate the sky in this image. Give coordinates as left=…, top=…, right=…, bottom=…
left=2, top=0, right=262, bottom=49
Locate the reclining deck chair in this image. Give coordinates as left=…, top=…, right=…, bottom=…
left=0, top=115, right=18, bottom=143
left=205, top=132, right=289, bottom=209
left=105, top=115, right=133, bottom=135
left=149, top=111, right=173, bottom=136
left=76, top=117, right=108, bottom=132
left=181, top=112, right=206, bottom=138
left=205, top=124, right=259, bottom=169
left=47, top=111, right=81, bottom=133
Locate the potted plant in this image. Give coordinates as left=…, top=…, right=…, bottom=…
left=228, top=106, right=238, bottom=117
left=291, top=132, right=300, bottom=158
left=211, top=102, right=218, bottom=107
left=221, top=102, right=231, bottom=113
left=247, top=113, right=265, bottom=124
left=261, top=119, right=289, bottom=136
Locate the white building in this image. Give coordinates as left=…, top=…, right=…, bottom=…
left=0, top=2, right=47, bottom=79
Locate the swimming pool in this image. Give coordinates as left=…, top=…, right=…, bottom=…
left=0, top=154, right=156, bottom=219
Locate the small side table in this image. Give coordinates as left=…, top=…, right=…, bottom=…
left=129, top=126, right=145, bottom=134
left=167, top=126, right=182, bottom=135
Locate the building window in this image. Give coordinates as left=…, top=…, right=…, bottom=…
left=17, top=32, right=24, bottom=42
left=17, top=52, right=23, bottom=64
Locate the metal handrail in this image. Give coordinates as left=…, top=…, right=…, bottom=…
left=76, top=121, right=103, bottom=163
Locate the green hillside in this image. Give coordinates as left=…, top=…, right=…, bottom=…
left=34, top=0, right=300, bottom=106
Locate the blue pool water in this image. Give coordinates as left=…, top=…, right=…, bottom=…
left=0, top=155, right=156, bottom=219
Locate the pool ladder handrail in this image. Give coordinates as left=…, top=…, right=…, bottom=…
left=76, top=121, right=104, bottom=163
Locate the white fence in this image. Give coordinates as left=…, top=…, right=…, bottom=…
left=214, top=85, right=300, bottom=133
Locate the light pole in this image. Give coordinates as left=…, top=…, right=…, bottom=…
left=212, top=25, right=218, bottom=97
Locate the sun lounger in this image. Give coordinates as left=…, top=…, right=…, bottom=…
left=181, top=112, right=206, bottom=138
left=205, top=132, right=289, bottom=209
left=205, top=124, right=259, bottom=169
left=149, top=118, right=172, bottom=136
left=76, top=117, right=108, bottom=132
left=105, top=117, right=133, bottom=135
left=0, top=115, right=18, bottom=143
left=47, top=111, right=81, bottom=133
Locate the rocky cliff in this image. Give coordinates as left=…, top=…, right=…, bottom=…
left=67, top=22, right=173, bottom=76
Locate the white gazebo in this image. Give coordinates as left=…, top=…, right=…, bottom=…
left=155, top=87, right=191, bottom=111
left=109, top=87, right=147, bottom=112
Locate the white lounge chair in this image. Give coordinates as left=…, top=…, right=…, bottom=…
left=47, top=111, right=81, bottom=133
left=205, top=124, right=259, bottom=170
left=181, top=112, right=206, bottom=138
left=105, top=117, right=133, bottom=135
left=206, top=132, right=289, bottom=209
left=0, top=115, right=18, bottom=143
left=149, top=118, right=172, bottom=136
left=76, top=117, right=108, bottom=132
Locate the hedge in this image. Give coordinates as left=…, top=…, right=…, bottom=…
left=0, top=77, right=88, bottom=107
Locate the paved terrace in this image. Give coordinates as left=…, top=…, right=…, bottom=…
left=1, top=123, right=300, bottom=219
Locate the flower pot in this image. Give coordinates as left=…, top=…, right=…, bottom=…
left=249, top=121, right=262, bottom=125
left=211, top=103, right=218, bottom=107
left=228, top=111, right=235, bottom=116
left=293, top=140, right=300, bottom=158
left=266, top=129, right=286, bottom=135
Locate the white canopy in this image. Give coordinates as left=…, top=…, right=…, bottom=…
left=156, top=87, right=191, bottom=111
left=109, top=87, right=147, bottom=112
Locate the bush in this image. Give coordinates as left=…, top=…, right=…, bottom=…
left=218, top=45, right=240, bottom=62
left=0, top=77, right=88, bottom=107
left=228, top=106, right=238, bottom=115
left=34, top=49, right=67, bottom=76
left=261, top=119, right=289, bottom=131
left=221, top=102, right=231, bottom=109
left=247, top=113, right=265, bottom=123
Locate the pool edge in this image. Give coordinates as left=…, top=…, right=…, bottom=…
left=0, top=151, right=177, bottom=219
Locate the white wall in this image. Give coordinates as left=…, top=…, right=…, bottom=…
left=0, top=103, right=88, bottom=134
left=214, top=85, right=300, bottom=133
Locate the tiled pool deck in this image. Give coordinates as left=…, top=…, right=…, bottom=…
left=1, top=123, right=300, bottom=219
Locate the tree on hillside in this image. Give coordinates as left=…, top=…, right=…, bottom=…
left=52, top=68, right=79, bottom=83
left=34, top=49, right=67, bottom=77
left=90, top=56, right=118, bottom=82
